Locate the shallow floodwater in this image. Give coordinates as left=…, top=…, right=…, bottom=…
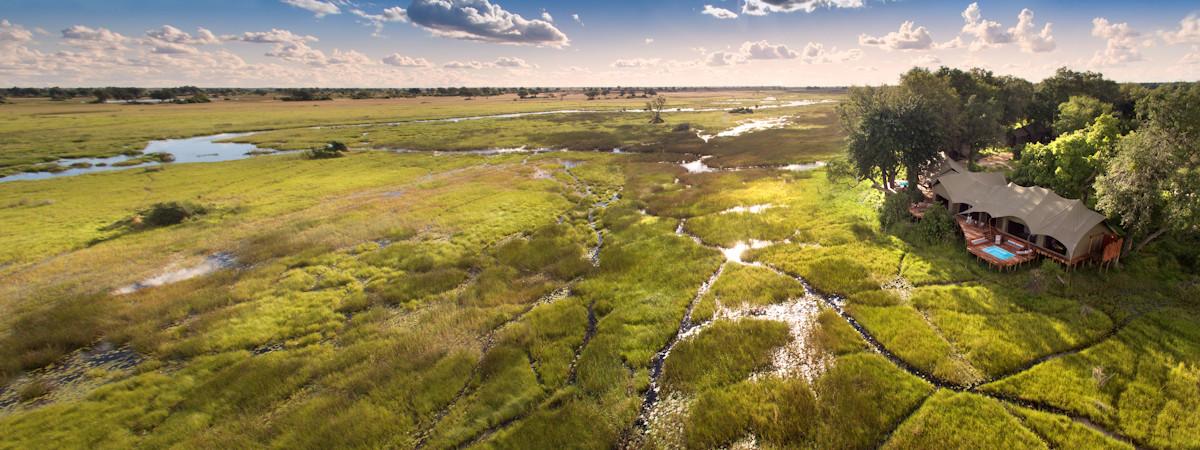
left=1, top=133, right=266, bottom=182
left=114, top=253, right=237, bottom=295
left=680, top=157, right=827, bottom=174
left=716, top=116, right=792, bottom=138
left=720, top=240, right=776, bottom=264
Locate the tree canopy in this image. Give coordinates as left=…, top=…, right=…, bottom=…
left=1095, top=83, right=1200, bottom=254
left=1053, top=95, right=1114, bottom=135
left=840, top=79, right=945, bottom=200
left=1014, top=113, right=1120, bottom=202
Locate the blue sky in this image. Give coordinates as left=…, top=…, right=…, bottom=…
left=1, top=0, right=1198, bottom=87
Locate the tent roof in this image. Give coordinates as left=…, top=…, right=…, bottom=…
left=934, top=171, right=1109, bottom=257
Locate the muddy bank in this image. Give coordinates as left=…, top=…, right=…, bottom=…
left=0, top=341, right=142, bottom=412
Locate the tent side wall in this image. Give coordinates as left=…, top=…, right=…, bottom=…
left=1067, top=223, right=1116, bottom=261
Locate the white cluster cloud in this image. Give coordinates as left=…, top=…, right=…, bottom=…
left=1160, top=14, right=1200, bottom=45
left=145, top=25, right=218, bottom=45
left=702, top=40, right=858, bottom=66
left=445, top=57, right=533, bottom=69
left=0, top=19, right=34, bottom=43
left=1091, top=17, right=1143, bottom=66
left=265, top=41, right=327, bottom=64
left=960, top=3, right=1055, bottom=53
left=612, top=58, right=662, bottom=68
left=351, top=7, right=409, bottom=36
left=406, top=0, right=569, bottom=47
left=227, top=28, right=318, bottom=44
left=742, top=40, right=798, bottom=59
left=281, top=0, right=341, bottom=18
left=61, top=25, right=128, bottom=49
left=383, top=53, right=432, bottom=67
left=541, top=10, right=554, bottom=22
left=702, top=5, right=739, bottom=20
left=742, top=0, right=864, bottom=16
left=705, top=51, right=745, bottom=66
left=143, top=25, right=219, bottom=55
left=326, top=48, right=373, bottom=65
left=859, top=21, right=934, bottom=50
left=228, top=28, right=349, bottom=66
left=494, top=56, right=531, bottom=68
left=1011, top=8, right=1056, bottom=53
left=799, top=42, right=862, bottom=63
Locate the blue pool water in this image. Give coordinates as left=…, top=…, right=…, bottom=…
left=982, top=245, right=1016, bottom=260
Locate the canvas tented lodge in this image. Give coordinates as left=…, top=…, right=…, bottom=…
left=926, top=160, right=1123, bottom=268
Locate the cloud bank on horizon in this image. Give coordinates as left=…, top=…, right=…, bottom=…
left=0, top=0, right=1198, bottom=87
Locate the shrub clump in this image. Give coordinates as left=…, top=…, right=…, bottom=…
left=306, top=141, right=348, bottom=159
left=17, top=379, right=53, bottom=402
left=825, top=157, right=855, bottom=184
left=878, top=193, right=912, bottom=230
left=141, top=201, right=209, bottom=227
left=914, top=202, right=956, bottom=245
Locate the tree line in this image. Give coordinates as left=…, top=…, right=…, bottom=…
left=839, top=67, right=1198, bottom=257
left=1, top=85, right=715, bottom=102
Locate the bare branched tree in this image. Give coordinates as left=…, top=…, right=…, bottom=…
left=646, top=95, right=667, bottom=124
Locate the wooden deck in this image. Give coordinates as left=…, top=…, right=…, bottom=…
left=909, top=201, right=934, bottom=219
left=956, top=216, right=1039, bottom=270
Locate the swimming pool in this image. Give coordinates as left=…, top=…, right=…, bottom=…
left=982, top=245, right=1016, bottom=260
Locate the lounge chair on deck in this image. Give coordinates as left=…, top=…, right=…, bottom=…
left=970, top=237, right=989, bottom=246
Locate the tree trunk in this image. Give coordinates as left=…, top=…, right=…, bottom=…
left=1132, top=228, right=1169, bottom=255
left=906, top=167, right=921, bottom=202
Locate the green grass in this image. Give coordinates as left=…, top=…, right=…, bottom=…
left=883, top=390, right=1045, bottom=449
left=982, top=308, right=1200, bottom=449
left=690, top=263, right=805, bottom=322
left=849, top=304, right=983, bottom=385
left=1006, top=405, right=1133, bottom=450
left=660, top=319, right=791, bottom=394
left=0, top=90, right=837, bottom=174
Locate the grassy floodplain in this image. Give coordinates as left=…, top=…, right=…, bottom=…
left=1, top=90, right=1197, bottom=449
left=0, top=90, right=833, bottom=175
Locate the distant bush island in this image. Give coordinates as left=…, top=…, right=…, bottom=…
left=306, top=141, right=349, bottom=159
left=142, top=201, right=209, bottom=227
left=281, top=89, right=333, bottom=102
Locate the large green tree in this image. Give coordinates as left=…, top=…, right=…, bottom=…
left=840, top=83, right=946, bottom=201
left=841, top=86, right=901, bottom=190
left=1095, top=83, right=1200, bottom=254
left=934, top=68, right=1007, bottom=164
left=1029, top=68, right=1123, bottom=142
left=1014, top=114, right=1120, bottom=202
left=900, top=68, right=961, bottom=157
left=1053, top=95, right=1114, bottom=135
